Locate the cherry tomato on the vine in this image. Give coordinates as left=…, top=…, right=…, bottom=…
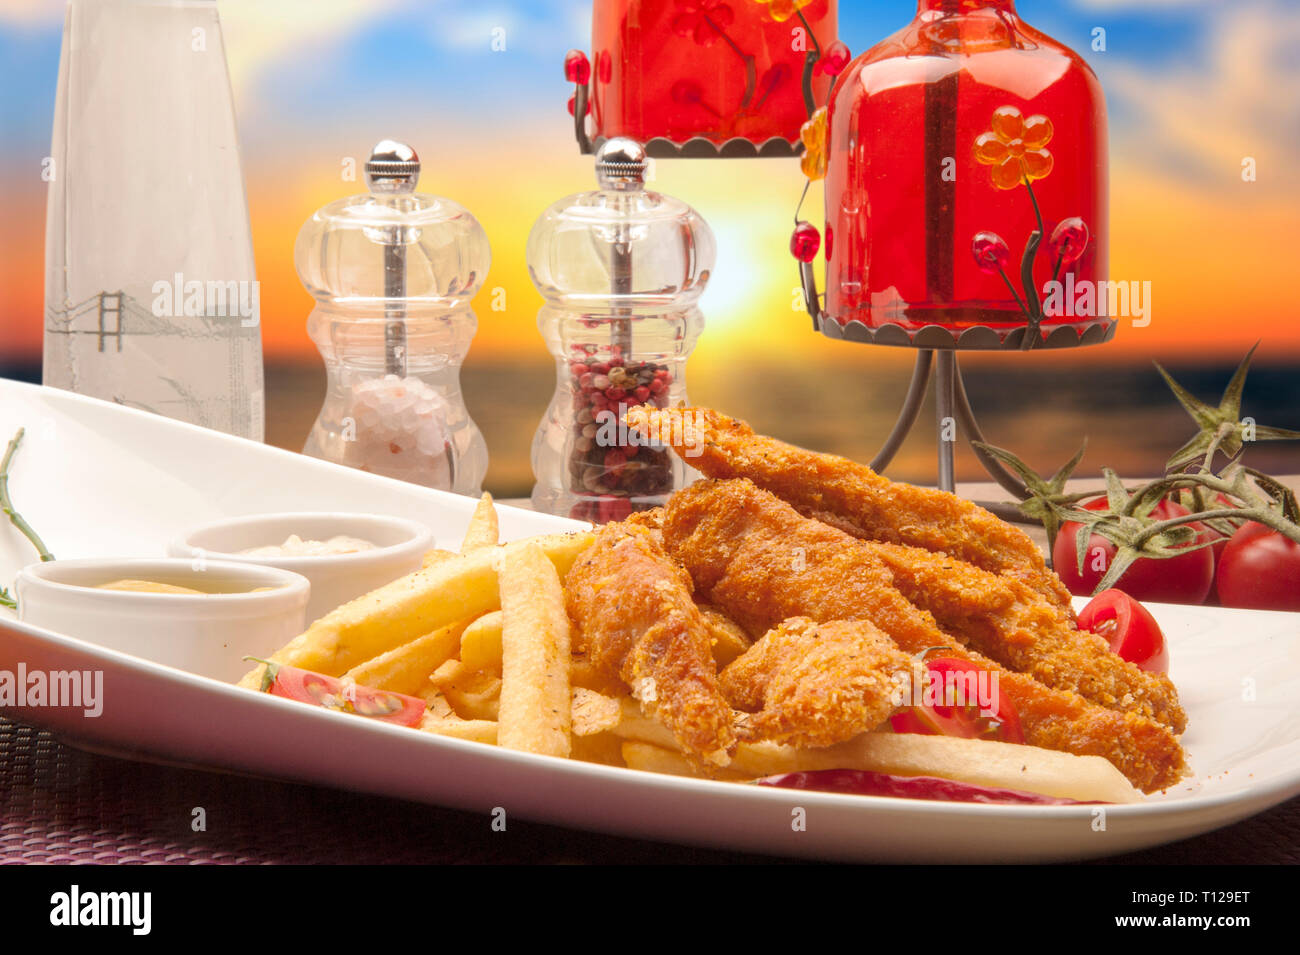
left=1215, top=522, right=1300, bottom=612
left=1053, top=497, right=1214, bottom=605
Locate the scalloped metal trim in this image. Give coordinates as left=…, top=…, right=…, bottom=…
left=584, top=134, right=804, bottom=159
left=817, top=317, right=1117, bottom=351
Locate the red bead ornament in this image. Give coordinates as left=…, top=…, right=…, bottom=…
left=818, top=40, right=850, bottom=77
left=971, top=231, right=1011, bottom=274
left=564, top=49, right=591, bottom=85
left=791, top=220, right=821, bottom=262
left=1049, top=217, right=1090, bottom=265
left=567, top=94, right=591, bottom=117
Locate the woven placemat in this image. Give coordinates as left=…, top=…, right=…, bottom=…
left=1, top=717, right=1295, bottom=864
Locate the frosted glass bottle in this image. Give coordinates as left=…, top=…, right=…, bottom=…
left=43, top=0, right=263, bottom=439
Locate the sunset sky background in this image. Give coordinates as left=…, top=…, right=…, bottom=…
left=2, top=0, right=1298, bottom=493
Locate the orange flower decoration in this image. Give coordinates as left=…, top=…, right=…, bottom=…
left=799, top=106, right=827, bottom=180
left=974, top=106, right=1054, bottom=190
left=750, top=0, right=813, bottom=22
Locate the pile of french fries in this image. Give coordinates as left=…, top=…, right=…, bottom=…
left=237, top=495, right=1139, bottom=804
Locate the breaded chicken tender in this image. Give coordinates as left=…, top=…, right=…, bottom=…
left=661, top=478, right=1187, bottom=793
left=626, top=406, right=1075, bottom=612
left=720, top=617, right=914, bottom=749
left=865, top=541, right=1187, bottom=733
left=565, top=521, right=736, bottom=767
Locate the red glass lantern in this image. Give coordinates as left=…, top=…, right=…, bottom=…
left=566, top=0, right=840, bottom=157
left=812, top=0, right=1109, bottom=348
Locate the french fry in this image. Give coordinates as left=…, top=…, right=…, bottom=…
left=698, top=604, right=752, bottom=668
left=418, top=686, right=456, bottom=719
left=460, top=492, right=499, bottom=553
left=430, top=659, right=461, bottom=684
left=608, top=693, right=1137, bottom=802
left=430, top=659, right=502, bottom=721
left=497, top=542, right=572, bottom=757
left=421, top=548, right=459, bottom=570
left=237, top=530, right=593, bottom=689
left=606, top=696, right=679, bottom=749
left=570, top=732, right=627, bottom=767
left=341, top=620, right=467, bottom=695
left=621, top=741, right=698, bottom=777
left=569, top=652, right=626, bottom=697
left=621, top=741, right=749, bottom=780
left=459, top=610, right=503, bottom=672
left=572, top=687, right=622, bottom=737
left=419, top=713, right=498, bottom=744
left=728, top=734, right=1140, bottom=804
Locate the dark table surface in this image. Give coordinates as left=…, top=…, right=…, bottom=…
left=1, top=717, right=1295, bottom=865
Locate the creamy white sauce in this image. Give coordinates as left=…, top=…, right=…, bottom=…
left=239, top=534, right=376, bottom=558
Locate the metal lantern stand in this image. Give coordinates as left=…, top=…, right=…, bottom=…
left=799, top=267, right=1115, bottom=520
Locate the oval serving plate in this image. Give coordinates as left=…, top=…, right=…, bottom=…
left=1, top=379, right=1298, bottom=862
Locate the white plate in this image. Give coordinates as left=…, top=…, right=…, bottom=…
left=1, top=379, right=1298, bottom=863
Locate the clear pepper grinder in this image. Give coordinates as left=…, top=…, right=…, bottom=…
left=527, top=138, right=716, bottom=523
left=295, top=141, right=489, bottom=493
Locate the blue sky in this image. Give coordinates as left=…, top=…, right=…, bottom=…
left=1, top=0, right=1291, bottom=179
left=4, top=0, right=1299, bottom=366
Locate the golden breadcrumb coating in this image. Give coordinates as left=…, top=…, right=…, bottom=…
left=720, top=617, right=914, bottom=749
left=565, top=522, right=736, bottom=767
left=861, top=539, right=1186, bottom=733
left=661, top=478, right=1187, bottom=793
left=626, top=406, right=1075, bottom=611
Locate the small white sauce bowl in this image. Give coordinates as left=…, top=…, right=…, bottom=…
left=167, top=512, right=433, bottom=623
left=15, top=558, right=310, bottom=683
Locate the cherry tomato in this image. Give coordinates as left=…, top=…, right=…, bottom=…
left=1076, top=588, right=1169, bottom=673
left=1215, top=522, right=1300, bottom=612
left=755, top=769, right=1095, bottom=805
left=1182, top=492, right=1242, bottom=605
left=1204, top=493, right=1241, bottom=562
left=1053, top=496, right=1214, bottom=605
left=889, top=657, right=1023, bottom=744
left=252, top=659, right=426, bottom=727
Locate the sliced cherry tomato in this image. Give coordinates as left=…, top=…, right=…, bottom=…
left=1215, top=522, right=1300, bottom=612
left=1076, top=588, right=1169, bottom=673
left=755, top=769, right=1097, bottom=805
left=1053, top=496, right=1214, bottom=605
left=250, top=658, right=426, bottom=727
left=889, top=657, right=1023, bottom=744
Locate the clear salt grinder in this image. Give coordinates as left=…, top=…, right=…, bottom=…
left=295, top=141, right=489, bottom=493
left=527, top=139, right=715, bottom=522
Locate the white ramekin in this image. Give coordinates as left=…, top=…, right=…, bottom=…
left=15, top=558, right=311, bottom=683
left=167, top=512, right=433, bottom=623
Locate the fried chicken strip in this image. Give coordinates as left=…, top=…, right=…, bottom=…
left=661, top=479, right=1186, bottom=793
left=626, top=406, right=1074, bottom=612
left=719, top=617, right=914, bottom=749
left=864, top=540, right=1187, bottom=733
left=625, top=407, right=1183, bottom=731
left=565, top=522, right=736, bottom=766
